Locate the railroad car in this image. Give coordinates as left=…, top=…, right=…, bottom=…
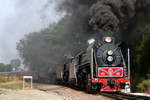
left=0, top=72, right=32, bottom=78
left=0, top=72, right=33, bottom=80
left=56, top=36, right=131, bottom=93
left=0, top=67, right=56, bottom=84
left=0, top=70, right=55, bottom=84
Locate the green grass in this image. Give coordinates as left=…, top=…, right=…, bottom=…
left=0, top=81, right=29, bottom=89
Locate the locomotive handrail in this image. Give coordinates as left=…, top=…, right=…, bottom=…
left=112, top=47, right=118, bottom=54
left=120, top=50, right=127, bottom=78
left=93, top=50, right=98, bottom=77
left=91, top=48, right=93, bottom=78
left=128, top=48, right=130, bottom=79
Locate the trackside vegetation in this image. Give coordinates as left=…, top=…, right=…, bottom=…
left=133, top=24, right=150, bottom=93
left=137, top=79, right=150, bottom=93
left=0, top=81, right=28, bottom=89
left=0, top=76, right=6, bottom=83
left=0, top=76, right=29, bottom=89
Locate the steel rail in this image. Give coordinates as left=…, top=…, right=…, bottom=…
left=100, top=92, right=150, bottom=100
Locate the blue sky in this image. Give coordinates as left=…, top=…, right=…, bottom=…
left=0, top=0, right=64, bottom=64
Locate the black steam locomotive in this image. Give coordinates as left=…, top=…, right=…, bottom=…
left=56, top=37, right=130, bottom=93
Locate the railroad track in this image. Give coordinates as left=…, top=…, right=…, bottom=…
left=34, top=83, right=150, bottom=99
left=100, top=92, right=150, bottom=100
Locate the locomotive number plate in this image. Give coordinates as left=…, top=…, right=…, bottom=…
left=98, top=67, right=123, bottom=77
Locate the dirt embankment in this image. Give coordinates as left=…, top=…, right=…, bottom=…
left=0, top=83, right=113, bottom=100
left=0, top=88, right=70, bottom=100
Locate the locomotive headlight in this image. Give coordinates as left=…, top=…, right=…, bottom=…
left=105, top=37, right=112, bottom=43
left=107, top=56, right=113, bottom=62
left=108, top=50, right=113, bottom=55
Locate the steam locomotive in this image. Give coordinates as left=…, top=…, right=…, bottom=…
left=56, top=37, right=131, bottom=93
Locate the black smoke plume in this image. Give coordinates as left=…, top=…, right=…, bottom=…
left=56, top=0, right=96, bottom=33
left=89, top=0, right=150, bottom=35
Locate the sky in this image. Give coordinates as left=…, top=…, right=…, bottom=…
left=0, top=0, right=64, bottom=64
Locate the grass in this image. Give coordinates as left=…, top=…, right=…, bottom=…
left=0, top=81, right=29, bottom=89
left=0, top=76, right=30, bottom=89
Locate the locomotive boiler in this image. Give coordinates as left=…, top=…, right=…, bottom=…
left=56, top=37, right=130, bottom=93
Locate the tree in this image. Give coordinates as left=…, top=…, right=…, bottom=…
left=5, top=64, right=12, bottom=72
left=0, top=63, right=12, bottom=72
left=10, top=59, right=21, bottom=71
left=134, top=24, right=150, bottom=79
left=0, top=63, right=6, bottom=72
left=16, top=15, right=93, bottom=71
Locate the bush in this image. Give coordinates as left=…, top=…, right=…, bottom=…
left=137, top=79, right=150, bottom=92
left=0, top=76, right=6, bottom=83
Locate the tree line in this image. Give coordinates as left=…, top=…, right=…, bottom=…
left=16, top=15, right=94, bottom=71
left=0, top=59, right=21, bottom=72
